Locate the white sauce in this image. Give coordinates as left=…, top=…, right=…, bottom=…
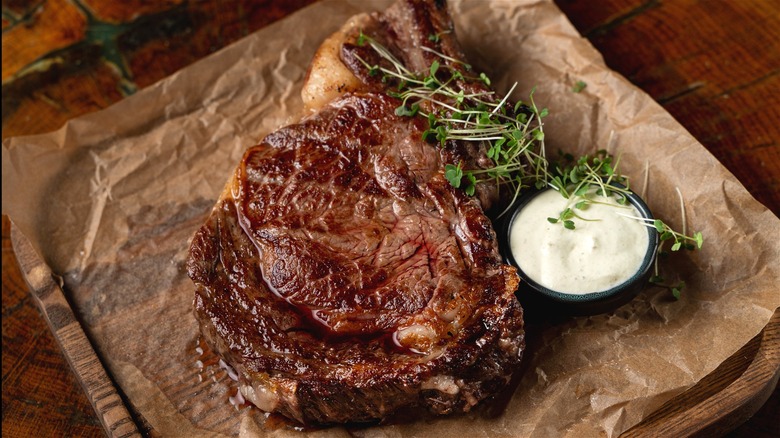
left=509, top=189, right=649, bottom=295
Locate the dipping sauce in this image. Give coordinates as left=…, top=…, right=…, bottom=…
left=509, top=189, right=650, bottom=295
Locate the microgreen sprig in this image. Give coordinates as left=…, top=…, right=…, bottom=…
left=654, top=219, right=704, bottom=251
left=542, top=150, right=634, bottom=230
left=649, top=277, right=687, bottom=300
left=624, top=190, right=704, bottom=299
left=428, top=30, right=452, bottom=43
left=356, top=32, right=550, bottom=215
left=572, top=80, right=587, bottom=93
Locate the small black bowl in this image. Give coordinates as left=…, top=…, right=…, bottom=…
left=498, top=185, right=659, bottom=316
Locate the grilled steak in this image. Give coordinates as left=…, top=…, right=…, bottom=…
left=187, top=0, right=525, bottom=426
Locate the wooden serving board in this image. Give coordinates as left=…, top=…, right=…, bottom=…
left=9, top=220, right=779, bottom=436
left=10, top=222, right=141, bottom=438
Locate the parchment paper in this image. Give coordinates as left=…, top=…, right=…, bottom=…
left=3, top=0, right=779, bottom=436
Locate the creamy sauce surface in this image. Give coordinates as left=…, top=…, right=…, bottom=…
left=509, top=189, right=649, bottom=295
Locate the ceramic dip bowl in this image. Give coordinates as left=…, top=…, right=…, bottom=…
left=499, top=185, right=659, bottom=316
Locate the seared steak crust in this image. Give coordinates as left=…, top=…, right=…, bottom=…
left=187, top=0, right=524, bottom=426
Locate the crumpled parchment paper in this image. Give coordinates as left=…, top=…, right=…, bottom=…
left=3, top=0, right=779, bottom=436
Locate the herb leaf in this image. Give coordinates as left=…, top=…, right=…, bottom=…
left=444, top=163, right=463, bottom=188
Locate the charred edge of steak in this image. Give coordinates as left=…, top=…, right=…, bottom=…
left=241, top=283, right=524, bottom=426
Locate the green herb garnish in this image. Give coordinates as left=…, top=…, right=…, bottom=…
left=541, top=150, right=631, bottom=229
left=650, top=276, right=686, bottom=300
left=654, top=219, right=704, bottom=251
left=356, top=32, right=704, bottom=297
left=356, top=32, right=549, bottom=214
left=427, top=29, right=452, bottom=43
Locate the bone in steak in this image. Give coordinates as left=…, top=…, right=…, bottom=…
left=187, top=0, right=525, bottom=426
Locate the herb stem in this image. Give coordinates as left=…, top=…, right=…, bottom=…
left=676, top=187, right=687, bottom=237
left=491, top=82, right=518, bottom=115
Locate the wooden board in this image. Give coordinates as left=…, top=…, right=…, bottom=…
left=7, top=216, right=778, bottom=436
left=2, top=0, right=779, bottom=436
left=9, top=220, right=141, bottom=438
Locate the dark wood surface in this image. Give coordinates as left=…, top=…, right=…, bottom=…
left=2, top=0, right=778, bottom=436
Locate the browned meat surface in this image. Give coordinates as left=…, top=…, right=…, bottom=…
left=187, top=0, right=524, bottom=426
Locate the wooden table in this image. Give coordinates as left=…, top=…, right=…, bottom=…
left=2, top=0, right=778, bottom=436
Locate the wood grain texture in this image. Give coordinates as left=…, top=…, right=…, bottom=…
left=1, top=0, right=86, bottom=82
left=554, top=0, right=780, bottom=216
left=0, top=0, right=321, bottom=138
left=10, top=222, right=141, bottom=438
left=624, top=310, right=780, bottom=437
left=2, top=0, right=778, bottom=436
left=2, top=216, right=105, bottom=438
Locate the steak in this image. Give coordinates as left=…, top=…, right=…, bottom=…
left=187, top=0, right=525, bottom=426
